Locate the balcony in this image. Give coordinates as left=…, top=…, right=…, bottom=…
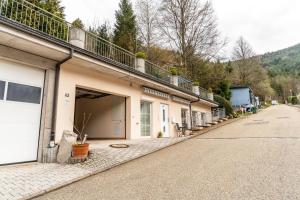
left=0, top=0, right=213, bottom=99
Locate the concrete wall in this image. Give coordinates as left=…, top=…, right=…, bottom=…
left=74, top=95, right=126, bottom=139
left=230, top=88, right=251, bottom=107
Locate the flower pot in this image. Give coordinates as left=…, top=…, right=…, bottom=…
left=135, top=58, right=145, bottom=73
left=207, top=93, right=214, bottom=101
left=69, top=27, right=86, bottom=48
left=72, top=143, right=89, bottom=158
left=171, top=75, right=179, bottom=86
left=192, top=86, right=200, bottom=95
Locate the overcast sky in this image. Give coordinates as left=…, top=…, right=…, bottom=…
left=61, top=0, right=300, bottom=57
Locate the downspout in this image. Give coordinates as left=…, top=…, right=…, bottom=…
left=49, top=49, right=74, bottom=146
left=189, top=96, right=200, bottom=130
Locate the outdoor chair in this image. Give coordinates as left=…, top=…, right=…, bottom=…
left=176, top=123, right=186, bottom=137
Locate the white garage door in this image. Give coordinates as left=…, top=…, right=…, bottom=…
left=0, top=59, right=44, bottom=165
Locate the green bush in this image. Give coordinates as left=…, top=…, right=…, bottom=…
left=193, top=81, right=200, bottom=86
left=169, top=67, right=178, bottom=75
left=71, top=18, right=85, bottom=29
left=288, top=96, right=299, bottom=105
left=136, top=52, right=146, bottom=59
left=214, top=94, right=233, bottom=115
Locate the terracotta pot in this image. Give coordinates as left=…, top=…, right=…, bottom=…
left=72, top=143, right=89, bottom=158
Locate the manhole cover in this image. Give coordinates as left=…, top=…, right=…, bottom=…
left=109, top=144, right=129, bottom=148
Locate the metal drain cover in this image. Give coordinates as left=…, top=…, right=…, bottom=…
left=109, top=144, right=129, bottom=148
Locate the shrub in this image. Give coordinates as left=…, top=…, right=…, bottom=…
left=136, top=52, right=146, bottom=59
left=169, top=67, right=178, bottom=75
left=157, top=131, right=163, bottom=138
left=288, top=96, right=298, bottom=105
left=71, top=18, right=85, bottom=29
left=192, top=81, right=200, bottom=86
left=214, top=94, right=233, bottom=115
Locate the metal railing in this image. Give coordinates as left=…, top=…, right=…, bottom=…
left=178, top=76, right=193, bottom=91
left=199, top=87, right=209, bottom=99
left=212, top=108, right=226, bottom=122
left=85, top=32, right=136, bottom=68
left=145, top=60, right=171, bottom=82
left=0, top=0, right=69, bottom=41
left=0, top=0, right=213, bottom=95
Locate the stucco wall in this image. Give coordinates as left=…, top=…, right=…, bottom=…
left=55, top=63, right=215, bottom=143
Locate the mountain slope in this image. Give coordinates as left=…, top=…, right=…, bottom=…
left=261, top=43, right=300, bottom=76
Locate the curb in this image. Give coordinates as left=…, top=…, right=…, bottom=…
left=29, top=116, right=246, bottom=200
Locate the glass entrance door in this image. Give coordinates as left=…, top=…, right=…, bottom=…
left=140, top=101, right=151, bottom=137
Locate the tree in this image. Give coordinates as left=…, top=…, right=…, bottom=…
left=39, top=0, right=65, bottom=19
left=89, top=21, right=111, bottom=41
left=231, top=37, right=274, bottom=100
left=135, top=0, right=159, bottom=55
left=158, top=0, right=221, bottom=67
left=113, top=0, right=137, bottom=52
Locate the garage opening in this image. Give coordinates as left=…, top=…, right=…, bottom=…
left=74, top=88, right=126, bottom=139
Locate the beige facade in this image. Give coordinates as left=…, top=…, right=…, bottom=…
left=0, top=17, right=218, bottom=164
left=55, top=62, right=217, bottom=142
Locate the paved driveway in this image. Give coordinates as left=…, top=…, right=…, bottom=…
left=35, top=105, right=300, bottom=200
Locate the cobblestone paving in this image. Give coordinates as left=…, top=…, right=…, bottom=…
left=0, top=137, right=189, bottom=200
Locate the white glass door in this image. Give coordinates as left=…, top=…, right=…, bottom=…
left=141, top=101, right=151, bottom=137
left=160, top=104, right=169, bottom=137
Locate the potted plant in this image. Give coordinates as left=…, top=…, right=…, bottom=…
left=170, top=67, right=179, bottom=86
left=157, top=131, right=163, bottom=138
left=207, top=88, right=214, bottom=100
left=72, top=113, right=91, bottom=158
left=69, top=18, right=86, bottom=48
left=135, top=52, right=146, bottom=73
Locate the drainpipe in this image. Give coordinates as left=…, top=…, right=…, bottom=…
left=49, top=49, right=74, bottom=147
left=189, top=96, right=200, bottom=130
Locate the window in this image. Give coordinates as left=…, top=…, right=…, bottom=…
left=181, top=109, right=188, bottom=126
left=6, top=82, right=42, bottom=104
left=140, top=101, right=152, bottom=136
left=0, top=80, right=5, bottom=100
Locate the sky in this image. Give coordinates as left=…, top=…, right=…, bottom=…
left=61, top=0, right=300, bottom=57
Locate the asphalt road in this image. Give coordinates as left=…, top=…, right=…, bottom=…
left=35, top=105, right=300, bottom=200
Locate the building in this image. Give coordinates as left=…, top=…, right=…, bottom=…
left=230, top=86, right=256, bottom=110
left=0, top=0, right=218, bottom=165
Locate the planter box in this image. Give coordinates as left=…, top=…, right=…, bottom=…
left=171, top=75, right=179, bottom=86
left=207, top=93, right=214, bottom=101
left=69, top=28, right=86, bottom=48
left=192, top=86, right=200, bottom=95
left=135, top=58, right=145, bottom=73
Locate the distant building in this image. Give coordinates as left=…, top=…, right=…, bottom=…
left=230, top=86, right=256, bottom=109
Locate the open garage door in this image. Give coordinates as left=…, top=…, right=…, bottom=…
left=0, top=59, right=44, bottom=165
left=74, top=88, right=126, bottom=139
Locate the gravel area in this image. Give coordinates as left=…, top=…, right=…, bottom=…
left=34, top=105, right=300, bottom=200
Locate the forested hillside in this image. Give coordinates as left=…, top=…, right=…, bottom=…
left=262, top=44, right=300, bottom=76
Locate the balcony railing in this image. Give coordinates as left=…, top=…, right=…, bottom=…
left=0, top=0, right=69, bottom=40
left=0, top=0, right=212, bottom=96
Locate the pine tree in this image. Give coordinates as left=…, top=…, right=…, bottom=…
left=113, top=0, right=137, bottom=52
